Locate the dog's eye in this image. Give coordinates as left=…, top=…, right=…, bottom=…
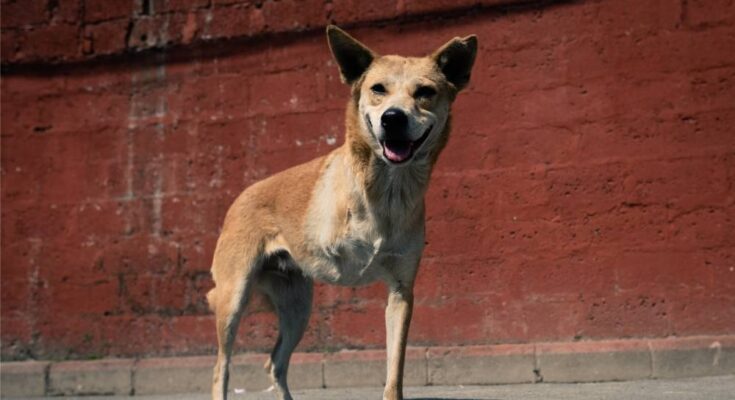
left=414, top=86, right=437, bottom=98
left=371, top=84, right=386, bottom=94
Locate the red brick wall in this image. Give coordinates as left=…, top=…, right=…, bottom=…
left=2, top=0, right=734, bottom=360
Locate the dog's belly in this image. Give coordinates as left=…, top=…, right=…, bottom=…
left=303, top=236, right=390, bottom=286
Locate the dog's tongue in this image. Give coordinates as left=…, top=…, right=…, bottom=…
left=384, top=141, right=413, bottom=163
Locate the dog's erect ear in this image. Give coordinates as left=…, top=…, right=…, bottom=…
left=432, top=35, right=478, bottom=91
left=327, top=25, right=376, bottom=84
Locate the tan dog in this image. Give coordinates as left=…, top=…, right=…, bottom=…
left=207, top=26, right=477, bottom=400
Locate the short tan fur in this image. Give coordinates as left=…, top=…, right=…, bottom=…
left=208, top=26, right=477, bottom=400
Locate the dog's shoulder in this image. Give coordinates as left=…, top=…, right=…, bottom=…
left=242, top=154, right=328, bottom=204
left=220, top=151, right=336, bottom=236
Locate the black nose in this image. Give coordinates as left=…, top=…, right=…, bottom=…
left=381, top=108, right=408, bottom=135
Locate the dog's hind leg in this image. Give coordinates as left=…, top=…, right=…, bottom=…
left=259, top=252, right=313, bottom=400
left=208, top=237, right=262, bottom=400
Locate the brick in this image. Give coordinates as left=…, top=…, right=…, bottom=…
left=150, top=0, right=210, bottom=13
left=180, top=11, right=199, bottom=44
left=1, top=28, right=21, bottom=62
left=92, top=315, right=171, bottom=357
left=578, top=298, right=671, bottom=339
left=0, top=240, right=36, bottom=320
left=708, top=249, right=735, bottom=296
left=85, top=18, right=129, bottom=55
left=254, top=112, right=341, bottom=154
left=423, top=217, right=487, bottom=259
left=625, top=157, right=730, bottom=210
left=416, top=256, right=520, bottom=301
left=413, top=297, right=497, bottom=344
left=248, top=69, right=322, bottom=116
left=593, top=0, right=683, bottom=33
left=330, top=0, right=401, bottom=24
left=84, top=0, right=137, bottom=23
left=165, top=315, right=217, bottom=350
left=159, top=195, right=230, bottom=239
left=127, top=15, right=162, bottom=49
left=404, top=0, right=512, bottom=15
left=26, top=89, right=128, bottom=134
left=172, top=74, right=251, bottom=121
left=260, top=0, right=325, bottom=33
left=127, top=12, right=190, bottom=50
left=428, top=344, right=535, bottom=385
left=44, top=275, right=119, bottom=316
left=313, top=282, right=386, bottom=310
left=610, top=252, right=715, bottom=294
left=0, top=0, right=48, bottom=28
left=537, top=340, right=652, bottom=382
left=0, top=361, right=48, bottom=397
left=544, top=163, right=629, bottom=219
left=324, top=348, right=426, bottom=388
left=49, top=359, right=133, bottom=395
left=522, top=301, right=589, bottom=342
left=0, top=318, right=33, bottom=359
left=328, top=303, right=386, bottom=349
left=203, top=5, right=254, bottom=40
left=669, top=295, right=735, bottom=336
left=54, top=0, right=82, bottom=23
left=31, top=315, right=106, bottom=358
left=625, top=27, right=735, bottom=77
left=20, top=22, right=80, bottom=60
left=518, top=255, right=615, bottom=303
left=670, top=207, right=733, bottom=250
left=576, top=114, right=735, bottom=163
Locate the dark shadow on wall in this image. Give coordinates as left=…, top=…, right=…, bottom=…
left=1, top=0, right=582, bottom=77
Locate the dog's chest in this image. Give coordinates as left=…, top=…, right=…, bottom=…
left=306, top=211, right=392, bottom=285
left=300, top=153, right=424, bottom=286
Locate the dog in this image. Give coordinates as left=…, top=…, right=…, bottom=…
left=207, top=25, right=477, bottom=400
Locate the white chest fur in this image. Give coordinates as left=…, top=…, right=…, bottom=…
left=300, top=155, right=387, bottom=285
left=299, top=152, right=426, bottom=286
left=309, top=209, right=388, bottom=286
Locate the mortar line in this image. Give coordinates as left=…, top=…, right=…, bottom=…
left=647, top=339, right=655, bottom=379
left=533, top=343, right=543, bottom=383
left=424, top=346, right=429, bottom=386
left=43, top=361, right=51, bottom=396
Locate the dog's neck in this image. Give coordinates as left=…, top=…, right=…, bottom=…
left=342, top=98, right=439, bottom=230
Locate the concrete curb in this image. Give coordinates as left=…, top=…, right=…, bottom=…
left=0, top=360, right=48, bottom=397
left=428, top=344, right=536, bottom=385
left=48, top=358, right=133, bottom=396
left=1, top=335, right=733, bottom=397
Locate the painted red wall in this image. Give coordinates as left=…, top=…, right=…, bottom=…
left=2, top=0, right=734, bottom=360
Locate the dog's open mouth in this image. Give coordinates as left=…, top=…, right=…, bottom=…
left=381, top=125, right=433, bottom=164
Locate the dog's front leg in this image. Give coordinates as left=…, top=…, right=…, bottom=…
left=384, top=283, right=414, bottom=400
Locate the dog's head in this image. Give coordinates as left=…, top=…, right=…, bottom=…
left=327, top=25, right=477, bottom=166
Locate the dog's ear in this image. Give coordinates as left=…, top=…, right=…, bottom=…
left=327, top=25, right=376, bottom=84
left=432, top=35, right=478, bottom=91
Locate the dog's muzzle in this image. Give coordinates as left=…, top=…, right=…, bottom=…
left=378, top=108, right=432, bottom=164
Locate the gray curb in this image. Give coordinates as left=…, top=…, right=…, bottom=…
left=1, top=335, right=733, bottom=397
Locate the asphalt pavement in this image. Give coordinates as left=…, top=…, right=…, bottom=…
left=6, top=375, right=734, bottom=400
